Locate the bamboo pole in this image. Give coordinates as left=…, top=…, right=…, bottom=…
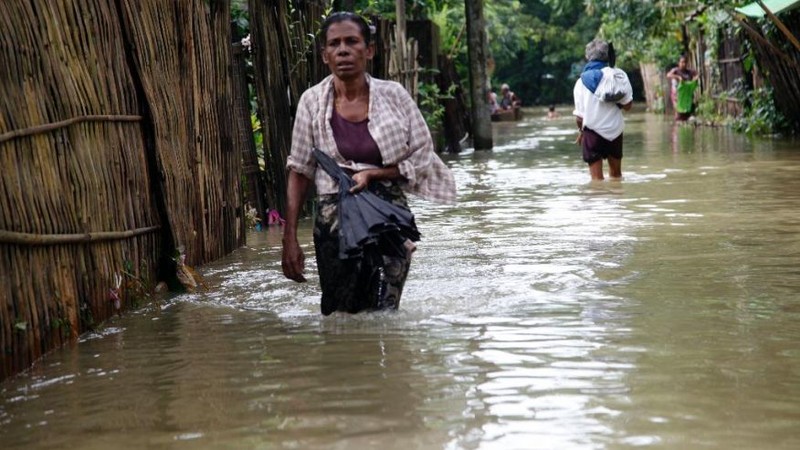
left=0, top=225, right=160, bottom=245
left=735, top=16, right=800, bottom=68
left=448, top=23, right=466, bottom=60
left=464, top=0, right=493, bottom=150
left=396, top=0, right=407, bottom=90
left=756, top=0, right=800, bottom=53
left=0, top=115, right=142, bottom=144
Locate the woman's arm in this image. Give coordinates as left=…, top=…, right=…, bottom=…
left=392, top=88, right=436, bottom=189
left=666, top=67, right=680, bottom=81
left=350, top=166, right=401, bottom=193
left=281, top=170, right=312, bottom=282
left=575, top=116, right=584, bottom=145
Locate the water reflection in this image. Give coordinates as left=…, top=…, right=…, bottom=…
left=3, top=109, right=800, bottom=449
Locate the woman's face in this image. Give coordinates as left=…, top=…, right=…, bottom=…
left=322, top=20, right=373, bottom=82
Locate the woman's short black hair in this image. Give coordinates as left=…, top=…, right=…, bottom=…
left=320, top=11, right=371, bottom=46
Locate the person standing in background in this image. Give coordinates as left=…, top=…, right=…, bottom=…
left=666, top=55, right=699, bottom=121
left=573, top=39, right=633, bottom=181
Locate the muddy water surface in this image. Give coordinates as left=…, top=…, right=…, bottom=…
left=3, top=109, right=800, bottom=449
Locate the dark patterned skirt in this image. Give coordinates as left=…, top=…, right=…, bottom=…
left=313, top=181, right=415, bottom=316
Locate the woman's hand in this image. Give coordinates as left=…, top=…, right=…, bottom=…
left=349, top=166, right=401, bottom=194
left=350, top=170, right=371, bottom=193
left=282, top=238, right=306, bottom=282
left=282, top=171, right=310, bottom=282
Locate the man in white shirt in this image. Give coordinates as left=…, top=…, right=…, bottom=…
left=573, top=39, right=633, bottom=180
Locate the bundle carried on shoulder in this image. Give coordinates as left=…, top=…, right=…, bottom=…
left=593, top=67, right=631, bottom=103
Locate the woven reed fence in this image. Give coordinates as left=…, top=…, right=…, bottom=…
left=249, top=0, right=328, bottom=215
left=1, top=0, right=242, bottom=380
left=233, top=42, right=269, bottom=223
left=117, top=0, right=242, bottom=263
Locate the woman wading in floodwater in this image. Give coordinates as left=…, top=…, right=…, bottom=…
left=280, top=12, right=456, bottom=315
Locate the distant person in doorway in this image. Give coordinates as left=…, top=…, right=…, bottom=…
left=572, top=39, right=633, bottom=181
left=666, top=55, right=699, bottom=121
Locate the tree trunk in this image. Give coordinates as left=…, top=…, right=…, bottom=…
left=464, top=0, right=492, bottom=150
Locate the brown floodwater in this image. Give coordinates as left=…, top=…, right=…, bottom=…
left=2, top=108, right=800, bottom=449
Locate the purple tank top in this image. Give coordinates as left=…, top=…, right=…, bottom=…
left=330, top=107, right=382, bottom=166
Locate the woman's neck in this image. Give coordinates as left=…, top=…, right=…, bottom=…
left=334, top=75, right=368, bottom=99
left=333, top=75, right=369, bottom=121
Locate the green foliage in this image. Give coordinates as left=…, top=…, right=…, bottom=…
left=731, top=87, right=789, bottom=136
left=350, top=0, right=431, bottom=19
left=493, top=1, right=598, bottom=105
left=694, top=94, right=722, bottom=123
left=251, top=114, right=264, bottom=155
left=342, top=1, right=600, bottom=104
left=645, top=38, right=684, bottom=71
left=587, top=0, right=749, bottom=69
left=742, top=52, right=755, bottom=73
left=427, top=2, right=463, bottom=59
left=484, top=1, right=539, bottom=63
left=231, top=0, right=250, bottom=40
left=589, top=0, right=680, bottom=68
left=240, top=0, right=791, bottom=134
left=417, top=78, right=456, bottom=131
left=288, top=3, right=331, bottom=77
left=693, top=82, right=789, bottom=136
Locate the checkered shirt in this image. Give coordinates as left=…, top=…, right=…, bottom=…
left=287, top=74, right=456, bottom=204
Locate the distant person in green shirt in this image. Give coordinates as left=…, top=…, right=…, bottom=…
left=667, top=55, right=699, bottom=121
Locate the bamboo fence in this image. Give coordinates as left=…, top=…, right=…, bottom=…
left=1, top=0, right=242, bottom=380
left=715, top=31, right=746, bottom=117
left=249, top=0, right=328, bottom=216
left=116, top=0, right=242, bottom=265
left=233, top=42, right=269, bottom=224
